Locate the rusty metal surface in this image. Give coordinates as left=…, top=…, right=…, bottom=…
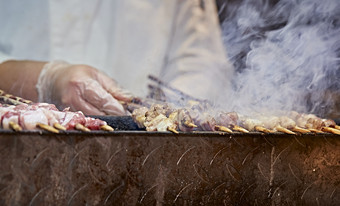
left=0, top=131, right=339, bottom=205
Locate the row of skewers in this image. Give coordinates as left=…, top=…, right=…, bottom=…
left=131, top=75, right=340, bottom=135
left=131, top=101, right=340, bottom=135
left=0, top=89, right=113, bottom=133
left=1, top=80, right=340, bottom=135
left=0, top=102, right=114, bottom=133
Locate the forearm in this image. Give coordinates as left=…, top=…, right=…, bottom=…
left=0, top=60, right=46, bottom=101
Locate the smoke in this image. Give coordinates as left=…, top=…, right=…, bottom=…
left=219, top=0, right=340, bottom=118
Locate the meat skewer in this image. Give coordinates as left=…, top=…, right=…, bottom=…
left=322, top=127, right=340, bottom=135
left=2, top=89, right=340, bottom=134
left=320, top=119, right=340, bottom=134
left=0, top=103, right=113, bottom=132
left=289, top=111, right=340, bottom=134
left=240, top=112, right=339, bottom=135
left=187, top=106, right=216, bottom=131
left=130, top=98, right=340, bottom=135
left=131, top=102, right=340, bottom=134
left=8, top=119, right=54, bottom=133
left=187, top=108, right=234, bottom=133
left=36, top=123, right=59, bottom=133
left=132, top=103, right=200, bottom=133
left=9, top=121, right=22, bottom=131
left=260, top=116, right=298, bottom=134
left=215, top=111, right=248, bottom=133
left=240, top=115, right=293, bottom=134
left=176, top=109, right=197, bottom=132
left=240, top=117, right=272, bottom=133
left=132, top=105, right=179, bottom=133
left=0, top=89, right=114, bottom=132
left=278, top=116, right=309, bottom=134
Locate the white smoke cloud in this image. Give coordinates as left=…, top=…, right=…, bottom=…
left=220, top=0, right=340, bottom=118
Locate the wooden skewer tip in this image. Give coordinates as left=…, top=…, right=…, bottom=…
left=254, top=126, right=272, bottom=133
left=75, top=124, right=91, bottom=132
left=37, top=123, right=59, bottom=133
left=167, top=127, right=179, bottom=134
left=292, top=126, right=310, bottom=134
left=308, top=128, right=324, bottom=133
left=100, top=125, right=114, bottom=132
left=215, top=125, right=233, bottom=133
left=322, top=127, right=340, bottom=135
left=184, top=121, right=197, bottom=128
left=276, top=126, right=296, bottom=135
left=334, top=125, right=340, bottom=130
left=232, top=125, right=249, bottom=133
left=9, top=121, right=22, bottom=132
left=53, top=123, right=66, bottom=131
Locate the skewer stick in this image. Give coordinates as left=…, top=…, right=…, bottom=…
left=334, top=125, right=340, bottom=130
left=36, top=123, right=59, bottom=133
left=100, top=125, right=114, bottom=132
left=232, top=125, right=249, bottom=133
left=0, top=90, right=33, bottom=105
left=322, top=127, right=340, bottom=135
left=9, top=121, right=22, bottom=131
left=167, top=127, right=179, bottom=134
left=291, top=126, right=310, bottom=134
left=0, top=96, right=23, bottom=106
left=254, top=126, right=272, bottom=133
left=308, top=128, right=324, bottom=133
left=275, top=126, right=296, bottom=135
left=53, top=123, right=66, bottom=131
left=75, top=124, right=90, bottom=132
left=184, top=120, right=197, bottom=128
left=148, top=75, right=210, bottom=104
left=215, top=125, right=233, bottom=133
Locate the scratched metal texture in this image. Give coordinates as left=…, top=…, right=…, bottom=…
left=0, top=131, right=339, bottom=205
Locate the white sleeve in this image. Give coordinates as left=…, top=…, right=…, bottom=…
left=0, top=51, right=14, bottom=64
left=161, top=0, right=234, bottom=101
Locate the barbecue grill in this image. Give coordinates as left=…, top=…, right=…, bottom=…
left=0, top=116, right=339, bottom=205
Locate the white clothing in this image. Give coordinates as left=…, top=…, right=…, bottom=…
left=0, top=0, right=232, bottom=100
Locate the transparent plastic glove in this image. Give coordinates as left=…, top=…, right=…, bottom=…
left=36, top=61, right=132, bottom=115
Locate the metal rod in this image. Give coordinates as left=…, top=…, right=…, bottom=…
left=148, top=75, right=206, bottom=103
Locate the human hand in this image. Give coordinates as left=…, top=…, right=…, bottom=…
left=36, top=61, right=132, bottom=115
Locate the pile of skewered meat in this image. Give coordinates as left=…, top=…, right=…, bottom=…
left=131, top=75, right=340, bottom=134
left=0, top=89, right=113, bottom=132
left=132, top=102, right=340, bottom=135
left=0, top=103, right=113, bottom=133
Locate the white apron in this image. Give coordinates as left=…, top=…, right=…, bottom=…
left=0, top=0, right=232, bottom=100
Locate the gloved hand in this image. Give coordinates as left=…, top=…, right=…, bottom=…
left=36, top=61, right=132, bottom=115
